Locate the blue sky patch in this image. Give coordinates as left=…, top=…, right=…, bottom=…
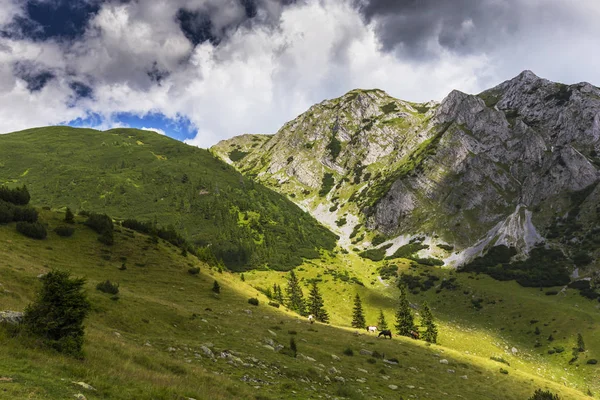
left=66, top=112, right=197, bottom=142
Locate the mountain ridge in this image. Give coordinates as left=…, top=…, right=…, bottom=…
left=212, top=71, right=600, bottom=273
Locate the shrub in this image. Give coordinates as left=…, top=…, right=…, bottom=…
left=499, top=368, right=509, bottom=375
left=288, top=330, right=297, bottom=335
left=343, top=347, right=354, bottom=356
left=23, top=270, right=90, bottom=356
left=289, top=337, right=297, bottom=358
left=97, top=230, right=114, bottom=246
left=96, top=280, right=119, bottom=295
left=367, top=358, right=376, bottom=364
left=54, top=226, right=75, bottom=237
left=188, top=267, right=200, bottom=275
left=587, top=359, right=598, bottom=365
left=212, top=280, right=220, bottom=294
left=16, top=221, right=47, bottom=239
left=268, top=302, right=280, bottom=308
left=85, top=213, right=113, bottom=234
left=545, top=290, right=558, bottom=296
left=528, top=389, right=560, bottom=400
left=0, top=185, right=30, bottom=205
left=371, top=234, right=386, bottom=246
left=553, top=346, right=565, bottom=353
left=248, top=297, right=259, bottom=306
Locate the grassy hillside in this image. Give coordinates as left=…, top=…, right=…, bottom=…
left=0, top=210, right=593, bottom=399
left=0, top=126, right=336, bottom=271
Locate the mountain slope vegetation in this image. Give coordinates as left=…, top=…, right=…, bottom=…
left=0, top=126, right=336, bottom=271
left=0, top=209, right=593, bottom=400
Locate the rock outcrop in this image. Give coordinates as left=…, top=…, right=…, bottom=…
left=213, top=71, right=600, bottom=266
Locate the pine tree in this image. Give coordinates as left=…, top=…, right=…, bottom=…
left=351, top=293, right=366, bottom=329
left=285, top=270, right=306, bottom=315
left=420, top=302, right=438, bottom=343
left=307, top=281, right=329, bottom=323
left=577, top=333, right=585, bottom=352
left=276, top=284, right=284, bottom=304
left=212, top=280, right=220, bottom=294
left=23, top=269, right=90, bottom=356
left=64, top=207, right=75, bottom=224
left=377, top=309, right=388, bottom=330
left=395, top=286, right=414, bottom=337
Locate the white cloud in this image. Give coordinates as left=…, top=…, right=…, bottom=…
left=141, top=127, right=166, bottom=135
left=0, top=0, right=599, bottom=147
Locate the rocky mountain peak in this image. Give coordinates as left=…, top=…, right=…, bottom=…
left=213, top=71, right=600, bottom=268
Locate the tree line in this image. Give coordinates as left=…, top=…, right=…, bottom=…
left=280, top=271, right=437, bottom=343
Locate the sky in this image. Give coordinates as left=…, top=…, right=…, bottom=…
left=0, top=0, right=599, bottom=148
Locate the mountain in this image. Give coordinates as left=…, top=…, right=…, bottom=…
left=212, top=71, right=600, bottom=273
left=0, top=126, right=337, bottom=271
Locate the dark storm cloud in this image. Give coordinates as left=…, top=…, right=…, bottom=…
left=3, top=0, right=103, bottom=41
left=176, top=8, right=220, bottom=46
left=69, top=81, right=94, bottom=100
left=13, top=61, right=55, bottom=92
left=357, top=0, right=540, bottom=59
left=147, top=62, right=170, bottom=85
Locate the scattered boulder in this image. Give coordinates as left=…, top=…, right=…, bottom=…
left=359, top=349, right=373, bottom=356
left=331, top=354, right=341, bottom=361
left=201, top=345, right=214, bottom=358
left=460, top=375, right=468, bottom=380
left=262, top=345, right=275, bottom=351
left=447, top=369, right=455, bottom=373
left=0, top=377, right=13, bottom=382
left=72, top=382, right=96, bottom=391
left=511, top=347, right=518, bottom=355
left=439, top=359, right=449, bottom=364
left=328, top=366, right=339, bottom=375
left=334, top=376, right=345, bottom=383
left=383, top=359, right=398, bottom=365
left=0, top=311, right=23, bottom=325
left=388, top=384, right=398, bottom=390
left=73, top=394, right=86, bottom=400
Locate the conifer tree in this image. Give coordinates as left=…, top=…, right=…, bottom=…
left=577, top=333, right=585, bottom=352
left=65, top=207, right=75, bottom=224
left=395, top=286, right=414, bottom=337
left=285, top=270, right=306, bottom=315
left=420, top=302, right=438, bottom=343
left=273, top=283, right=284, bottom=304
left=212, top=280, right=220, bottom=294
left=351, top=293, right=366, bottom=329
left=377, top=309, right=388, bottom=330
left=307, top=281, right=329, bottom=323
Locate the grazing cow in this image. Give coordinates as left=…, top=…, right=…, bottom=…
left=308, top=315, right=315, bottom=324
left=410, top=330, right=420, bottom=340
left=367, top=326, right=378, bottom=333
left=378, top=329, right=392, bottom=339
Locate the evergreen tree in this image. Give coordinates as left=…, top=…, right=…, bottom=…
left=377, top=309, right=388, bottom=330
left=285, top=270, right=306, bottom=315
left=420, top=302, right=438, bottom=344
left=23, top=270, right=90, bottom=356
left=577, top=333, right=585, bottom=352
left=64, top=207, right=75, bottom=224
left=395, top=286, right=415, bottom=337
left=212, top=280, right=220, bottom=294
left=274, top=284, right=284, bottom=304
left=351, top=293, right=366, bottom=329
left=307, top=281, right=329, bottom=323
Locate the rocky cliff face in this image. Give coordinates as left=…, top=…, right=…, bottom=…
left=212, top=71, right=600, bottom=268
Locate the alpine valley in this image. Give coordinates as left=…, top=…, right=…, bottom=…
left=1, top=71, right=600, bottom=400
